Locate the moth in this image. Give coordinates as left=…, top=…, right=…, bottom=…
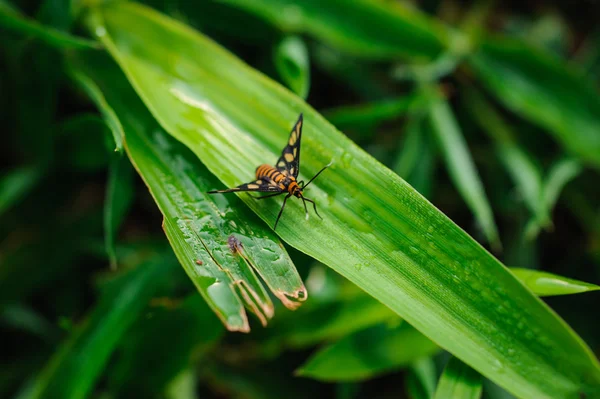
left=208, top=113, right=329, bottom=230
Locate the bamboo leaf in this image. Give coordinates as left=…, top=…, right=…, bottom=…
left=221, top=0, right=449, bottom=59
left=70, top=51, right=306, bottom=332
left=24, top=252, right=180, bottom=399
left=406, top=357, right=438, bottom=399
left=323, top=95, right=418, bottom=129
left=462, top=86, right=549, bottom=231
left=469, top=39, right=600, bottom=167
left=297, top=323, right=440, bottom=381
left=0, top=166, right=41, bottom=217
left=427, top=94, right=500, bottom=249
left=83, top=3, right=600, bottom=398
left=510, top=268, right=600, bottom=297
left=104, top=153, right=134, bottom=269
left=542, top=158, right=583, bottom=212
left=433, top=357, right=483, bottom=399
left=70, top=69, right=124, bottom=152
left=0, top=2, right=98, bottom=49
left=273, top=35, right=310, bottom=99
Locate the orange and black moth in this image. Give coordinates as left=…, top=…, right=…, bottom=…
left=208, top=113, right=329, bottom=230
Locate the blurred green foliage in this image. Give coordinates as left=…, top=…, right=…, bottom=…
left=1, top=1, right=599, bottom=398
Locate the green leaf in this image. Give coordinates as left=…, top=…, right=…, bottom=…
left=405, top=357, right=438, bottom=399
left=108, top=294, right=223, bottom=397
left=222, top=0, right=448, bottom=59
left=104, top=153, right=134, bottom=269
left=268, top=288, right=397, bottom=349
left=469, top=38, right=600, bottom=167
left=69, top=68, right=124, bottom=152
left=542, top=158, right=583, bottom=213
left=70, top=51, right=306, bottom=332
left=525, top=158, right=583, bottom=239
left=462, top=86, right=549, bottom=233
left=84, top=3, right=600, bottom=398
left=433, top=357, right=482, bottom=399
left=273, top=35, right=310, bottom=99
left=24, top=252, right=180, bottom=399
left=0, top=2, right=98, bottom=49
left=510, top=268, right=600, bottom=297
left=0, top=166, right=41, bottom=217
left=297, top=322, right=440, bottom=381
left=427, top=94, right=500, bottom=249
left=324, top=95, right=418, bottom=129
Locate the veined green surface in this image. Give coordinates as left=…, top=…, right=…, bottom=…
left=85, top=3, right=600, bottom=398
left=70, top=52, right=306, bottom=332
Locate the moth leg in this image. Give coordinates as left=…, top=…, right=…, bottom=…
left=273, top=194, right=292, bottom=230
left=303, top=197, right=322, bottom=219
left=300, top=197, right=310, bottom=220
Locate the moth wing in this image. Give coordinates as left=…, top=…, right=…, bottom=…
left=275, top=113, right=303, bottom=178
left=208, top=179, right=283, bottom=194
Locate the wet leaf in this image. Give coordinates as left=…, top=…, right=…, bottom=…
left=82, top=3, right=600, bottom=397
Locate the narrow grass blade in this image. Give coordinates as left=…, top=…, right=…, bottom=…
left=84, top=3, right=600, bottom=397
left=273, top=35, right=310, bottom=99
left=297, top=323, right=440, bottom=381
left=433, top=357, right=483, bottom=399
left=221, top=0, right=449, bottom=59
left=510, top=268, right=600, bottom=297
left=70, top=69, right=124, bottom=152
left=104, top=153, right=134, bottom=269
left=427, top=94, right=500, bottom=249
left=405, top=357, right=438, bottom=399
left=323, top=94, right=418, bottom=129
left=469, top=39, right=600, bottom=167
left=70, top=52, right=306, bottom=331
left=0, top=2, right=98, bottom=49
left=0, top=166, right=41, bottom=216
left=462, top=87, right=549, bottom=232
left=24, top=253, right=179, bottom=399
left=543, top=158, right=583, bottom=213
left=107, top=294, right=223, bottom=397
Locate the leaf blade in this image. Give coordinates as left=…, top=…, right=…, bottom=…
left=85, top=3, right=600, bottom=398
left=433, top=357, right=483, bottom=399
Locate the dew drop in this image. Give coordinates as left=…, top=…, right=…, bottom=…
left=341, top=152, right=354, bottom=168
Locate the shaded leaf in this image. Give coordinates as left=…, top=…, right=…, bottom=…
left=0, top=2, right=98, bottom=49
left=470, top=39, right=600, bottom=167
left=0, top=166, right=41, bottom=217
left=222, top=0, right=448, bottom=59
left=462, top=86, right=549, bottom=232
left=427, top=93, right=500, bottom=249
left=104, top=153, right=135, bottom=269
left=273, top=35, right=310, bottom=99
left=297, top=322, right=439, bottom=381
left=405, top=357, right=438, bottom=399
left=24, top=252, right=180, bottom=399
left=433, top=357, right=482, bottom=399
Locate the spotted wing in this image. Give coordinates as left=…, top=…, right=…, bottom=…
left=208, top=179, right=283, bottom=194
left=275, top=113, right=303, bottom=179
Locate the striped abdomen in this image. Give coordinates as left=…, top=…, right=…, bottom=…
left=255, top=164, right=300, bottom=195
